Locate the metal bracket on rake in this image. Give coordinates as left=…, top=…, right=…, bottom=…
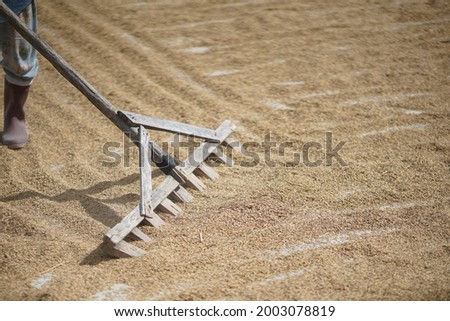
left=102, top=113, right=240, bottom=258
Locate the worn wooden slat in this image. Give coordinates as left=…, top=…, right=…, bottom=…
left=141, top=213, right=165, bottom=228
left=119, top=111, right=220, bottom=142
left=222, top=136, right=242, bottom=152
left=172, top=167, right=206, bottom=192
left=211, top=149, right=234, bottom=167
left=185, top=174, right=206, bottom=191
left=102, top=238, right=146, bottom=258
left=171, top=185, right=194, bottom=203
left=195, top=162, right=220, bottom=181
left=106, top=207, right=145, bottom=245
left=149, top=176, right=181, bottom=206
left=139, top=126, right=152, bottom=217
left=128, top=227, right=151, bottom=243
left=215, top=120, right=236, bottom=139
left=157, top=199, right=182, bottom=216
left=178, top=142, right=218, bottom=174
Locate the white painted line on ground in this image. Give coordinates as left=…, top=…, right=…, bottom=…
left=122, top=32, right=152, bottom=53
left=293, top=90, right=340, bottom=100
left=276, top=81, right=305, bottom=86
left=265, top=59, right=286, bottom=65
left=269, top=235, right=349, bottom=257
left=217, top=0, right=267, bottom=8
left=53, top=92, right=80, bottom=110
left=156, top=19, right=235, bottom=31
left=265, top=99, right=293, bottom=110
left=31, top=273, right=53, bottom=289
left=333, top=46, right=350, bottom=51
left=171, top=68, right=213, bottom=95
left=50, top=164, right=65, bottom=172
left=243, top=200, right=447, bottom=249
left=378, top=203, right=418, bottom=211
left=358, top=123, right=428, bottom=138
left=256, top=270, right=305, bottom=286
left=267, top=228, right=397, bottom=258
left=147, top=284, right=194, bottom=300
left=183, top=47, right=210, bottom=54
left=390, top=18, right=450, bottom=30
left=334, top=200, right=442, bottom=216
left=402, top=109, right=423, bottom=115
left=164, top=37, right=192, bottom=47
left=119, top=0, right=186, bottom=7
left=207, top=69, right=240, bottom=77
left=93, top=284, right=133, bottom=301
left=342, top=92, right=428, bottom=106
left=181, top=19, right=235, bottom=28
left=342, top=188, right=363, bottom=198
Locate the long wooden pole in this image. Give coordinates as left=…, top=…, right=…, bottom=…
left=0, top=2, right=177, bottom=172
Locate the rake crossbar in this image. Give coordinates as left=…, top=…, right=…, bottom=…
left=119, top=111, right=221, bottom=142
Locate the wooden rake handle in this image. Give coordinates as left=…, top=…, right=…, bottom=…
left=0, top=2, right=177, bottom=172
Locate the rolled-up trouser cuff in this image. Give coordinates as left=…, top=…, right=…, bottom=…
left=5, top=73, right=34, bottom=86
left=1, top=1, right=38, bottom=87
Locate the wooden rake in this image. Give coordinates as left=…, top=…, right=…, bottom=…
left=0, top=3, right=241, bottom=258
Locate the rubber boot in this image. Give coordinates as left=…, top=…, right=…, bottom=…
left=2, top=80, right=30, bottom=149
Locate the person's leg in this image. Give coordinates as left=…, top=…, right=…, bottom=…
left=2, top=1, right=38, bottom=149
left=2, top=81, right=30, bottom=148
